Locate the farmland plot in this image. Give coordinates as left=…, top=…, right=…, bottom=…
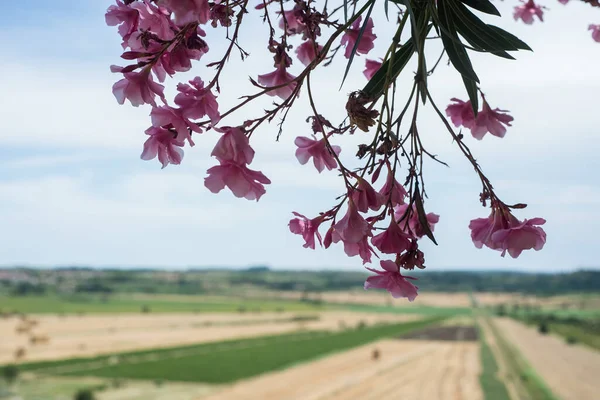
left=494, top=317, right=600, bottom=400
left=199, top=339, right=482, bottom=400
left=0, top=312, right=420, bottom=364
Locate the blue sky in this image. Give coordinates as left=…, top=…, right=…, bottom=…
left=0, top=1, right=598, bottom=271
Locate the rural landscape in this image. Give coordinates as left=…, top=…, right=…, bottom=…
left=0, top=267, right=599, bottom=400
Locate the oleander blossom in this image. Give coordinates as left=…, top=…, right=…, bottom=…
left=371, top=219, right=412, bottom=254
left=332, top=200, right=370, bottom=244
left=513, top=0, right=544, bottom=25
left=105, top=0, right=139, bottom=46
left=590, top=24, right=600, bottom=42
left=363, top=59, right=382, bottom=80
left=469, top=208, right=547, bottom=258
left=174, top=77, right=220, bottom=123
left=294, top=135, right=340, bottom=173
left=140, top=126, right=185, bottom=168
left=296, top=41, right=323, bottom=67
left=364, top=260, right=419, bottom=301
left=133, top=0, right=173, bottom=40
left=279, top=9, right=305, bottom=35
left=470, top=101, right=514, bottom=140
left=340, top=16, right=377, bottom=59
left=150, top=105, right=201, bottom=145
left=289, top=212, right=324, bottom=249
left=351, top=177, right=384, bottom=213
left=204, top=161, right=271, bottom=201
left=211, top=126, right=254, bottom=165
left=111, top=66, right=165, bottom=107
left=445, top=98, right=475, bottom=129
left=257, top=67, right=298, bottom=100
left=158, top=0, right=210, bottom=25
left=394, top=204, right=440, bottom=239
left=378, top=173, right=407, bottom=206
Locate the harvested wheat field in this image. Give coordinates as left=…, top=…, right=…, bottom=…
left=494, top=317, right=600, bottom=400
left=0, top=312, right=420, bottom=364
left=198, top=339, right=482, bottom=400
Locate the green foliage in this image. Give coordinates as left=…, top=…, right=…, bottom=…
left=21, top=318, right=441, bottom=383
left=2, top=364, right=18, bottom=384
left=538, top=321, right=549, bottom=335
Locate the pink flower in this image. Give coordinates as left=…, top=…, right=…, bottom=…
left=378, top=173, right=407, bottom=206
left=351, top=177, right=384, bottom=212
left=469, top=208, right=547, bottom=258
left=470, top=101, right=514, bottom=140
left=513, top=0, right=544, bottom=25
left=257, top=67, right=298, bottom=100
left=590, top=25, right=600, bottom=43
left=341, top=16, right=377, bottom=59
left=132, top=0, right=173, bottom=40
left=279, top=9, right=305, bottom=35
left=445, top=98, right=475, bottom=129
left=492, top=217, right=547, bottom=258
left=158, top=0, right=210, bottom=25
left=105, top=0, right=139, bottom=45
left=294, top=136, right=340, bottom=173
left=342, top=237, right=374, bottom=264
left=371, top=219, right=412, bottom=254
left=150, top=105, right=202, bottom=145
left=332, top=200, right=370, bottom=244
left=289, top=212, right=324, bottom=249
left=364, top=260, right=419, bottom=301
left=469, top=210, right=505, bottom=251
left=204, top=161, right=271, bottom=201
left=140, top=126, right=185, bottom=168
left=152, top=27, right=208, bottom=80
left=394, top=204, right=440, bottom=239
left=211, top=126, right=254, bottom=165
left=558, top=0, right=569, bottom=4
left=111, top=66, right=164, bottom=107
left=363, top=59, right=382, bottom=80
left=174, top=77, right=219, bottom=123
left=296, top=41, right=323, bottom=67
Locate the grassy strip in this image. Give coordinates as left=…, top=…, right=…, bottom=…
left=477, top=325, right=511, bottom=400
left=547, top=323, right=600, bottom=351
left=22, top=318, right=443, bottom=383
left=486, top=317, right=558, bottom=400
left=0, top=294, right=324, bottom=314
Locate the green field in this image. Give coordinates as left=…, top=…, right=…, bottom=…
left=478, top=326, right=511, bottom=400
left=18, top=318, right=442, bottom=383
left=0, top=294, right=325, bottom=314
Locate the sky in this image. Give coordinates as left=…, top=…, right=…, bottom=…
left=0, top=1, right=598, bottom=272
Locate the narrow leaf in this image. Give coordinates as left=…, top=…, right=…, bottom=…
left=340, top=1, right=376, bottom=89
left=462, top=75, right=479, bottom=116
left=413, top=186, right=438, bottom=245
left=458, top=0, right=500, bottom=16
left=362, top=41, right=415, bottom=99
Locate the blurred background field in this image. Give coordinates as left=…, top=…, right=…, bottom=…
left=1, top=267, right=600, bottom=400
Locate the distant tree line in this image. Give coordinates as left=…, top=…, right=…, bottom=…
left=1, top=268, right=599, bottom=296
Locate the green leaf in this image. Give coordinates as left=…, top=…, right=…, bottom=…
left=462, top=75, right=479, bottom=116
left=447, top=0, right=529, bottom=54
left=413, top=186, right=438, bottom=245
left=340, top=1, right=376, bottom=89
left=437, top=0, right=479, bottom=82
left=362, top=40, right=415, bottom=99
left=458, top=0, right=500, bottom=16
left=487, top=25, right=532, bottom=51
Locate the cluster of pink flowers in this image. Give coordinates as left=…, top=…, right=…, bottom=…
left=514, top=0, right=599, bottom=43
left=106, top=0, right=557, bottom=302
